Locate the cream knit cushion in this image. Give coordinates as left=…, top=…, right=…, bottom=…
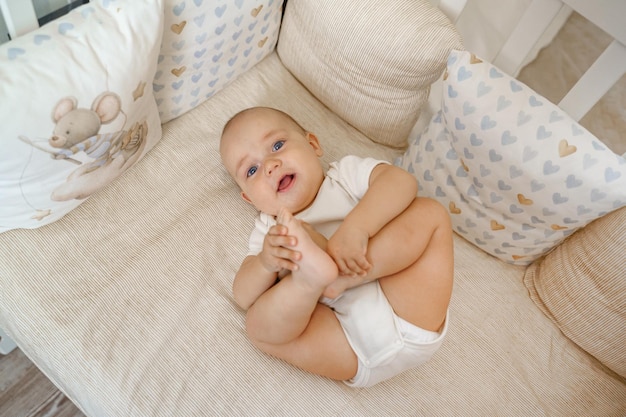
left=277, top=0, right=462, bottom=149
left=524, top=207, right=626, bottom=378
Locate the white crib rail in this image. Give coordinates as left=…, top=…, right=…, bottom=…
left=493, top=0, right=626, bottom=122
left=0, top=0, right=38, bottom=39
left=560, top=40, right=626, bottom=122
left=430, top=0, right=467, bottom=23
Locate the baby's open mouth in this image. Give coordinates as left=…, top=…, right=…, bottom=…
left=278, top=174, right=295, bottom=192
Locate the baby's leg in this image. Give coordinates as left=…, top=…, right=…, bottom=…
left=324, top=197, right=453, bottom=331
left=375, top=197, right=454, bottom=332
left=323, top=197, right=441, bottom=292
left=251, top=303, right=358, bottom=381
left=245, top=208, right=338, bottom=345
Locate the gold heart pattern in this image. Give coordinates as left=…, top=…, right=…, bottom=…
left=559, top=139, right=577, bottom=157
left=171, top=21, right=187, bottom=34
left=517, top=193, right=533, bottom=205
left=396, top=50, right=626, bottom=265
left=449, top=202, right=461, bottom=214
left=251, top=5, right=263, bottom=17
left=469, top=53, right=483, bottom=64
left=490, top=220, right=505, bottom=231
left=171, top=66, right=186, bottom=77
left=154, top=1, right=283, bottom=123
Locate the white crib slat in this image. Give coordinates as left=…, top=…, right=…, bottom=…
left=562, top=0, right=626, bottom=45
left=493, top=0, right=565, bottom=76
left=0, top=0, right=38, bottom=39
left=559, top=40, right=626, bottom=122
left=430, top=0, right=467, bottom=23
left=0, top=327, right=17, bottom=354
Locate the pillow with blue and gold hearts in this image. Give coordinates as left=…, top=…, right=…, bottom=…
left=396, top=49, right=626, bottom=265
left=155, top=0, right=284, bottom=122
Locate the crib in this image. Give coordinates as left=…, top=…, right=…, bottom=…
left=1, top=1, right=625, bottom=416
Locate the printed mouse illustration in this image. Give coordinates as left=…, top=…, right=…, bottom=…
left=50, top=92, right=122, bottom=169
left=47, top=92, right=148, bottom=201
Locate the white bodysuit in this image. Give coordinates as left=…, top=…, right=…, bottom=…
left=247, top=155, right=448, bottom=387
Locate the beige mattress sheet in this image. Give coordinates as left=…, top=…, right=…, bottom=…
left=1, top=53, right=625, bottom=416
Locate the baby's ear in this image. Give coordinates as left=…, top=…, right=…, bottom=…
left=306, top=132, right=323, bottom=157
left=240, top=191, right=253, bottom=204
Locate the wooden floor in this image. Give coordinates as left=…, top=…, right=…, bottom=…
left=0, top=348, right=85, bottom=417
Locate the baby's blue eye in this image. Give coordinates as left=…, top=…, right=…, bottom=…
left=272, top=140, right=285, bottom=152
left=246, top=166, right=257, bottom=177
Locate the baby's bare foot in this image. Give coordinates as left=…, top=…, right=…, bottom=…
left=277, top=208, right=338, bottom=291
left=322, top=275, right=370, bottom=299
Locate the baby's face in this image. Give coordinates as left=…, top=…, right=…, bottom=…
left=220, top=108, right=325, bottom=216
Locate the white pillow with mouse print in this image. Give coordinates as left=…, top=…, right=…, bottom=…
left=396, top=50, right=626, bottom=265
left=0, top=0, right=164, bottom=233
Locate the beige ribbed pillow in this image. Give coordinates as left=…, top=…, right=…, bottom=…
left=277, top=0, right=463, bottom=149
left=524, top=207, right=626, bottom=377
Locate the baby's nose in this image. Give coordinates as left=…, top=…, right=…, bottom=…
left=264, top=158, right=281, bottom=175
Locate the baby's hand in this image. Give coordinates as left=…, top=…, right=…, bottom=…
left=327, top=225, right=371, bottom=277
left=259, top=224, right=301, bottom=273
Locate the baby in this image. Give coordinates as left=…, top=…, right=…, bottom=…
left=220, top=107, right=454, bottom=387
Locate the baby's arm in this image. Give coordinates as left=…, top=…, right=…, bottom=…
left=232, top=224, right=301, bottom=310
left=327, top=164, right=418, bottom=276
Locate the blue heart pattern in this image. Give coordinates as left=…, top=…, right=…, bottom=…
left=3, top=6, right=90, bottom=60
left=397, top=50, right=626, bottom=265
left=154, top=0, right=284, bottom=123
